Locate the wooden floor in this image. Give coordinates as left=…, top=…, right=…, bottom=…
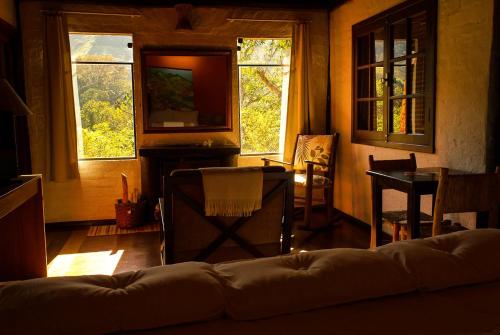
left=45, top=211, right=372, bottom=277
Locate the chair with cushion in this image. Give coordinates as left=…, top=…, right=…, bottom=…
left=160, top=166, right=294, bottom=264
left=432, top=167, right=500, bottom=236
left=262, top=133, right=339, bottom=230
left=368, top=153, right=434, bottom=242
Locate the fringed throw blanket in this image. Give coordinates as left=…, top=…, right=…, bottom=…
left=200, top=167, right=263, bottom=217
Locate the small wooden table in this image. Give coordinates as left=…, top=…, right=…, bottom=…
left=367, top=168, right=441, bottom=248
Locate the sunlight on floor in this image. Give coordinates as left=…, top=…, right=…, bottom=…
left=47, top=250, right=124, bottom=277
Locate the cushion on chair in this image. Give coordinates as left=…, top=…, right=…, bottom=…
left=293, top=135, right=333, bottom=172
left=294, top=173, right=331, bottom=187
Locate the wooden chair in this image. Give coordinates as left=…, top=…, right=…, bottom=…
left=368, top=153, right=433, bottom=242
left=432, top=167, right=500, bottom=236
left=262, top=133, right=339, bottom=230
left=160, top=166, right=294, bottom=264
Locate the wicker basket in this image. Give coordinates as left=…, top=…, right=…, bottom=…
left=115, top=200, right=146, bottom=229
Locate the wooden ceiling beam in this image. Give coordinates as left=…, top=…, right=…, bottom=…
left=20, top=0, right=346, bottom=10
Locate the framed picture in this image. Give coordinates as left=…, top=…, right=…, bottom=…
left=141, top=49, right=232, bottom=133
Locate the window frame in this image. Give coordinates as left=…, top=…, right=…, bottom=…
left=237, top=38, right=291, bottom=156
left=69, top=33, right=137, bottom=161
left=351, top=0, right=437, bottom=153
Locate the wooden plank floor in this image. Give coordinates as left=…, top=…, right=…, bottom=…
left=45, top=211, right=372, bottom=277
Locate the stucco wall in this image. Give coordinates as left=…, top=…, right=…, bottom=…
left=330, top=0, right=493, bottom=226
left=0, top=0, right=16, bottom=27
left=21, top=2, right=328, bottom=222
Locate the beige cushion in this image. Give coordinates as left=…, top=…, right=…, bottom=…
left=293, top=135, right=333, bottom=172
left=0, top=262, right=224, bottom=335
left=215, top=248, right=414, bottom=320
left=294, top=173, right=331, bottom=187
left=378, top=229, right=500, bottom=291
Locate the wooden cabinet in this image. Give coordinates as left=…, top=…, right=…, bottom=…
left=0, top=175, right=46, bottom=281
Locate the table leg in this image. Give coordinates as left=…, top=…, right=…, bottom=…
left=370, top=178, right=383, bottom=248
left=407, top=190, right=421, bottom=239
left=431, top=191, right=436, bottom=216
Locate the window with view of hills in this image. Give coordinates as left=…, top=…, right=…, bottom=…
left=238, top=38, right=291, bottom=155
left=69, top=34, right=136, bottom=159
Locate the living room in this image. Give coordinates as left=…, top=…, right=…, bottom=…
left=1, top=0, right=500, bottom=334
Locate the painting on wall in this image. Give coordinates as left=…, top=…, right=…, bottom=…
left=146, top=67, right=198, bottom=127
left=141, top=49, right=232, bottom=133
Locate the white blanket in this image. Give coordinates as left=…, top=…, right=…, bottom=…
left=200, top=167, right=263, bottom=217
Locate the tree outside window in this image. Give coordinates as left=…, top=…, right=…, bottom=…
left=69, top=34, right=136, bottom=159
left=238, top=39, right=292, bottom=155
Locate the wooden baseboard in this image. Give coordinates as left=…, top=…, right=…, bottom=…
left=45, top=219, right=115, bottom=231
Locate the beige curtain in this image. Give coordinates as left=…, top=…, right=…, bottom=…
left=283, top=23, right=327, bottom=163
left=44, top=13, right=80, bottom=181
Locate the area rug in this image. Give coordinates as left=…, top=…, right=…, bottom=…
left=87, top=223, right=160, bottom=237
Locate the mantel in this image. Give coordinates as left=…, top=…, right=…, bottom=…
left=139, top=144, right=241, bottom=218
left=138, top=144, right=241, bottom=158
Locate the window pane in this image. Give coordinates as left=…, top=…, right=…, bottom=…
left=410, top=56, right=425, bottom=94
left=392, top=60, right=407, bottom=96
left=409, top=97, right=425, bottom=134
left=73, top=64, right=135, bottom=158
left=239, top=66, right=289, bottom=154
left=374, top=100, right=384, bottom=132
left=238, top=39, right=291, bottom=65
left=357, top=68, right=369, bottom=98
left=357, top=101, right=370, bottom=130
left=390, top=98, right=406, bottom=133
left=372, top=28, right=385, bottom=63
left=411, top=12, right=426, bottom=54
left=372, top=66, right=384, bottom=98
left=392, top=20, right=407, bottom=58
left=357, top=34, right=370, bottom=66
left=69, top=34, right=133, bottom=63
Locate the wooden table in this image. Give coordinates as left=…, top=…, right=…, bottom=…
left=367, top=168, right=441, bottom=248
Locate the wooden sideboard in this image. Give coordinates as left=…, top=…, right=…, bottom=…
left=139, top=145, right=240, bottom=217
left=0, top=175, right=46, bottom=281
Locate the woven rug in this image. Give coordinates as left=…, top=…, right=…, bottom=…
left=87, top=223, right=160, bottom=237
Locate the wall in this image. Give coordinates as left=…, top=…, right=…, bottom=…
left=330, top=0, right=494, bottom=226
left=20, top=2, right=328, bottom=222
left=0, top=0, right=16, bottom=27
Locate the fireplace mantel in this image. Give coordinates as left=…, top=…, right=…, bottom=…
left=139, top=144, right=240, bottom=158
left=139, top=144, right=240, bottom=217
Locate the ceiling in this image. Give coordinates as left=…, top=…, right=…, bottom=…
left=21, top=0, right=346, bottom=10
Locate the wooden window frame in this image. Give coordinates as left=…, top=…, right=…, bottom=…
left=351, top=0, right=437, bottom=153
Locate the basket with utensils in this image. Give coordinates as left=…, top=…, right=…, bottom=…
left=115, top=173, right=145, bottom=228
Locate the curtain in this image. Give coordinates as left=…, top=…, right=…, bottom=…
left=283, top=23, right=327, bottom=163
left=44, top=13, right=80, bottom=181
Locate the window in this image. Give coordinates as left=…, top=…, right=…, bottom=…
left=352, top=0, right=437, bottom=152
left=237, top=38, right=291, bottom=155
left=69, top=34, right=136, bottom=159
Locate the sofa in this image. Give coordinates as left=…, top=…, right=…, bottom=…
left=2, top=229, right=500, bottom=335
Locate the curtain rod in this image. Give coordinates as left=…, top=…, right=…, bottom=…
left=40, top=10, right=142, bottom=17
left=227, top=18, right=311, bottom=23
